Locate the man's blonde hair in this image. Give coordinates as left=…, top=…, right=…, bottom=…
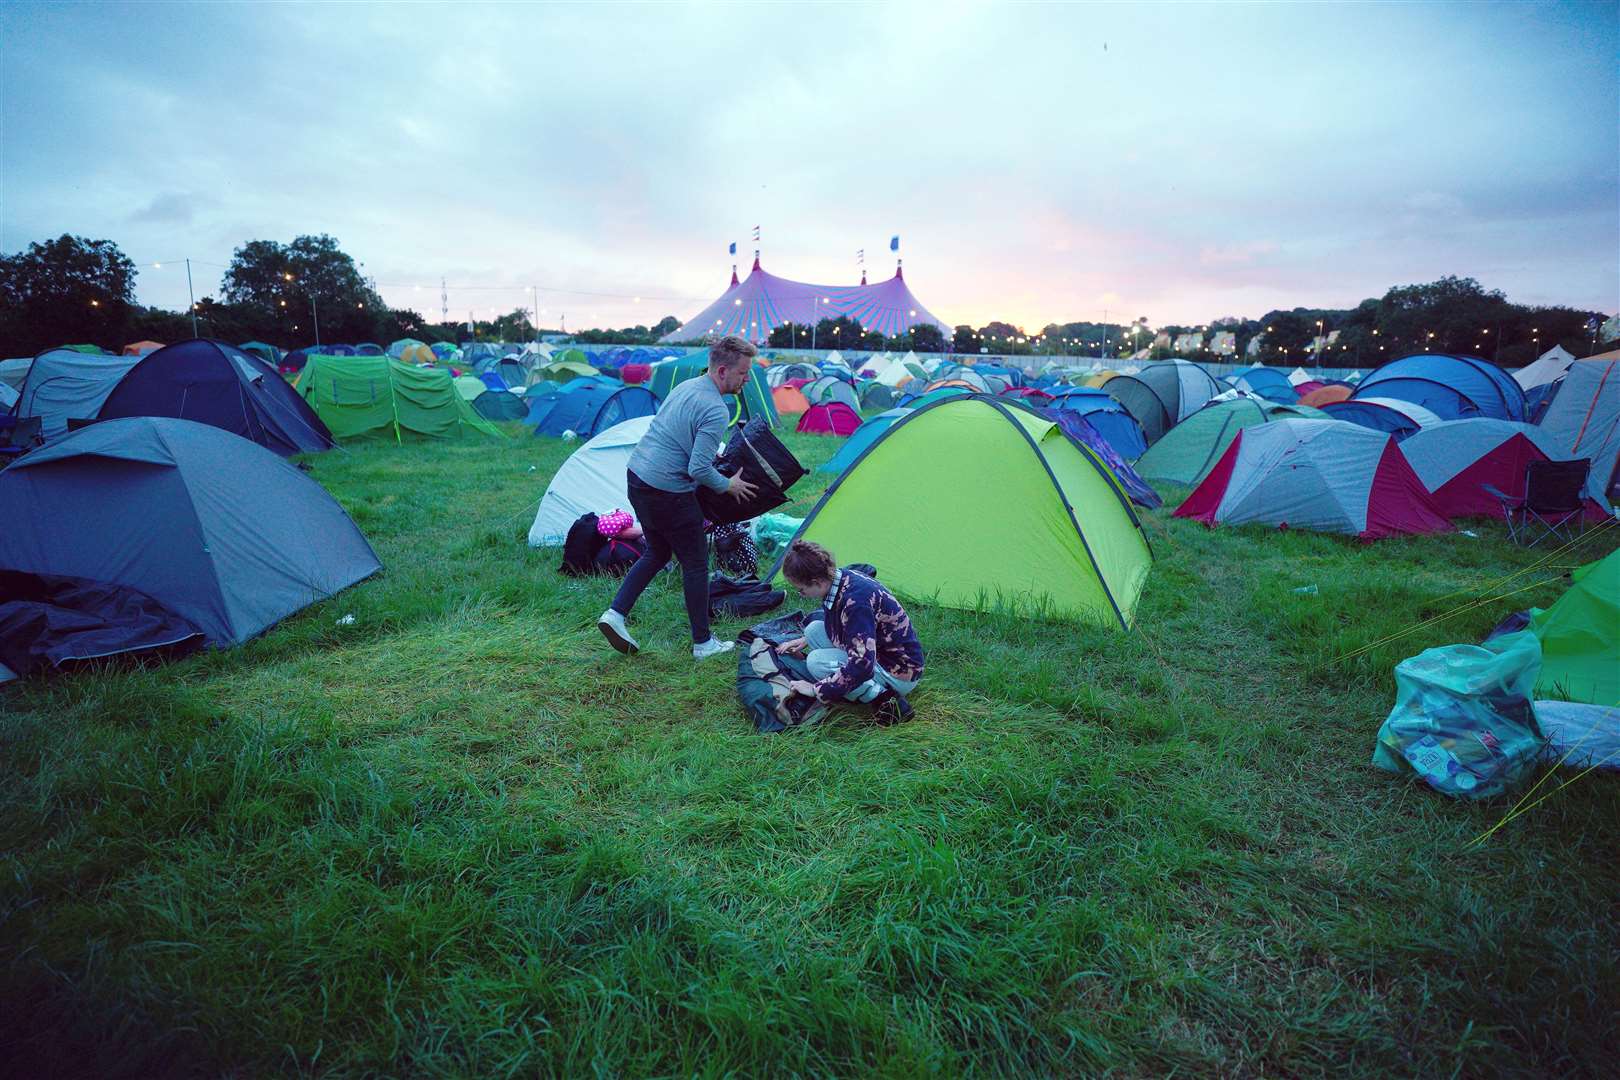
left=710, top=335, right=758, bottom=371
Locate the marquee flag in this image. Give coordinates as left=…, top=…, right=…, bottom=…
left=729, top=242, right=736, bottom=255
left=752, top=225, right=761, bottom=240
left=890, top=235, right=899, bottom=251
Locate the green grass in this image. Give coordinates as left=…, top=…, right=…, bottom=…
left=2, top=425, right=1617, bottom=1077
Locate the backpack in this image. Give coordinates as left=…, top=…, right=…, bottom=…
left=559, top=513, right=646, bottom=577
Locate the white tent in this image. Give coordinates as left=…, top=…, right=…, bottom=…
left=1287, top=366, right=1312, bottom=386
left=528, top=415, right=655, bottom=546
left=823, top=350, right=845, bottom=368
left=1513, top=345, right=1576, bottom=390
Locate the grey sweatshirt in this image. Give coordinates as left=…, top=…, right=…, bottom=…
left=626, top=375, right=731, bottom=492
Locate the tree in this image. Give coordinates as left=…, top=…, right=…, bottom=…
left=1253, top=311, right=1312, bottom=362
left=908, top=323, right=945, bottom=353
left=222, top=234, right=384, bottom=347
left=0, top=234, right=137, bottom=355
left=952, top=325, right=979, bottom=353
left=767, top=322, right=813, bottom=348
left=652, top=315, right=680, bottom=337
left=814, top=315, right=864, bottom=348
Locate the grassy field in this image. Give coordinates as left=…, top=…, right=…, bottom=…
left=2, top=420, right=1617, bottom=1078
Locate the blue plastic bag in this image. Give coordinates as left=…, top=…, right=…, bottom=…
left=1372, top=631, right=1546, bottom=799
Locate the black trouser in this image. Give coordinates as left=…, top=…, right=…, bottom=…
left=611, top=470, right=711, bottom=643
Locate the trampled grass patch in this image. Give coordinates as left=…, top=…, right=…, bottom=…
left=2, top=426, right=1617, bottom=1077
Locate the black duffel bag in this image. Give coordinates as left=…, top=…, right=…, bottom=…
left=696, top=420, right=807, bottom=526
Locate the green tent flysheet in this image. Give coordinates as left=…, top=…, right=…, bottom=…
left=296, top=354, right=505, bottom=441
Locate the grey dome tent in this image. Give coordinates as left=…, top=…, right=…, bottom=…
left=98, top=339, right=333, bottom=455
left=1102, top=360, right=1223, bottom=445
left=11, top=347, right=142, bottom=438
left=0, top=417, right=381, bottom=646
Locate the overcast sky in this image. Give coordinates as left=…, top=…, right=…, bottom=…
left=2, top=1, right=1615, bottom=333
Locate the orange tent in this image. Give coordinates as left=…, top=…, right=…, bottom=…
left=122, top=340, right=164, bottom=356
left=1298, top=384, right=1353, bottom=408
left=772, top=385, right=810, bottom=415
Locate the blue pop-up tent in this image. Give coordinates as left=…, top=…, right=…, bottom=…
left=0, top=417, right=380, bottom=647
left=528, top=383, right=658, bottom=438
left=1353, top=355, right=1526, bottom=421
left=1045, top=386, right=1150, bottom=458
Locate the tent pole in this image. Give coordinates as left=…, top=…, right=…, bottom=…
left=185, top=258, right=199, bottom=338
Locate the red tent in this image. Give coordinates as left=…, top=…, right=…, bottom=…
left=620, top=363, right=651, bottom=385
left=796, top=402, right=861, bottom=436
left=1000, top=386, right=1054, bottom=403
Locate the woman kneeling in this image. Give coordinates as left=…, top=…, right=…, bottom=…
left=779, top=540, right=925, bottom=724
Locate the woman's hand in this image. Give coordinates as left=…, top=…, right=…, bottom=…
left=788, top=679, right=818, bottom=698
left=779, top=637, right=808, bottom=655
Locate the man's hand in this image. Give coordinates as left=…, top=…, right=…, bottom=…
left=726, top=472, right=759, bottom=499
left=779, top=637, right=808, bottom=655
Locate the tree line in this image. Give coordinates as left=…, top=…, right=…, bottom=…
left=1, top=234, right=1610, bottom=365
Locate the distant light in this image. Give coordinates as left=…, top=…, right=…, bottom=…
left=153, top=262, right=162, bottom=269
left=90, top=299, right=99, bottom=307
left=284, top=273, right=294, bottom=281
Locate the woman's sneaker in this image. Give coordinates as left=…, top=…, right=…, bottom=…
left=692, top=638, right=735, bottom=660
left=597, top=609, right=638, bottom=654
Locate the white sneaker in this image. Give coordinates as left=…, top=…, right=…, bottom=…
left=692, top=637, right=735, bottom=660
left=597, top=609, right=638, bottom=654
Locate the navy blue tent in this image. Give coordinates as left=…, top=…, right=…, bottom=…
left=1045, top=386, right=1149, bottom=458
left=98, top=339, right=333, bottom=455
left=354, top=342, right=385, bottom=356
left=1353, top=354, right=1525, bottom=421
left=323, top=344, right=356, bottom=356
left=280, top=347, right=318, bottom=372
left=528, top=384, right=658, bottom=438
left=1320, top=397, right=1443, bottom=441
left=479, top=370, right=509, bottom=393
left=0, top=417, right=380, bottom=647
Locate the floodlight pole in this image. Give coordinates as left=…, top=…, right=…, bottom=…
left=311, top=294, right=321, bottom=347
left=185, top=258, right=199, bottom=338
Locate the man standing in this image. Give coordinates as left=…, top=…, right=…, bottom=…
left=597, top=336, right=758, bottom=659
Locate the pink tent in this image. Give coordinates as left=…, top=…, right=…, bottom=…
left=661, top=257, right=950, bottom=344
left=796, top=402, right=862, bottom=436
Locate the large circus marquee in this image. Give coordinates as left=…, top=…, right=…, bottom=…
left=661, top=256, right=952, bottom=344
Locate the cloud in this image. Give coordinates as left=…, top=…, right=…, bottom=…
left=128, top=192, right=209, bottom=226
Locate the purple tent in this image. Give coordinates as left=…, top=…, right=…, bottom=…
left=661, top=257, right=950, bottom=344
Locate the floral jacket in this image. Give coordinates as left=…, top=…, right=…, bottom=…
left=815, top=569, right=925, bottom=702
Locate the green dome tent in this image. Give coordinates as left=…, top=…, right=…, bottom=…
left=1136, top=398, right=1328, bottom=487
left=1529, top=548, right=1618, bottom=705
left=768, top=395, right=1151, bottom=627
left=541, top=359, right=600, bottom=382
left=296, top=355, right=504, bottom=441
left=647, top=350, right=779, bottom=427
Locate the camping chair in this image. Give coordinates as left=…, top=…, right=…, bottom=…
left=1484, top=458, right=1591, bottom=548
left=0, top=416, right=42, bottom=463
